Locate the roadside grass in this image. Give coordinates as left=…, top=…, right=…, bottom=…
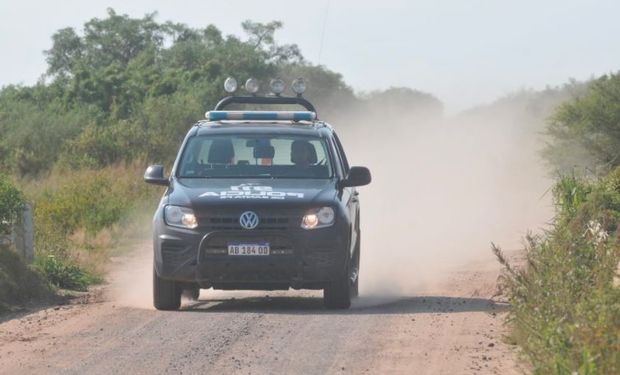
left=21, top=163, right=162, bottom=291
left=495, top=167, right=620, bottom=374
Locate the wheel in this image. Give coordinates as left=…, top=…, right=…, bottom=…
left=350, top=234, right=360, bottom=298
left=324, top=257, right=352, bottom=309
left=153, top=265, right=181, bottom=311
left=350, top=272, right=359, bottom=299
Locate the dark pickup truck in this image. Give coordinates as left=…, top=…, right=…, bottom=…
left=144, top=78, right=371, bottom=310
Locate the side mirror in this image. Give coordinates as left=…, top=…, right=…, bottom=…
left=144, top=165, right=169, bottom=186
left=342, top=166, right=371, bottom=187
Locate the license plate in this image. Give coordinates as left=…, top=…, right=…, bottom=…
left=227, top=242, right=270, bottom=256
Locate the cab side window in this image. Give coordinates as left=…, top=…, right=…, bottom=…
left=332, top=132, right=350, bottom=174
left=327, top=137, right=344, bottom=178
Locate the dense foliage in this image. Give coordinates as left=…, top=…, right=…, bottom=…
left=496, top=171, right=620, bottom=374
left=0, top=175, right=25, bottom=235
left=0, top=9, right=359, bottom=176
left=34, top=254, right=96, bottom=291
left=29, top=164, right=161, bottom=283
left=545, top=73, right=620, bottom=175
left=496, top=73, right=620, bottom=373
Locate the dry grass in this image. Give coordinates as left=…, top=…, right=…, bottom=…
left=18, top=162, right=162, bottom=289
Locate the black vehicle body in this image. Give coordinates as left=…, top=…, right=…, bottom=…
left=145, top=96, right=370, bottom=310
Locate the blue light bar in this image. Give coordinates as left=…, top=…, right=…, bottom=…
left=205, top=110, right=316, bottom=122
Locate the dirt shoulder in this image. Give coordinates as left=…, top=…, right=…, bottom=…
left=0, top=252, right=521, bottom=375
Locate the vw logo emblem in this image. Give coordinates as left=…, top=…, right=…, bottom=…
left=239, top=211, right=259, bottom=229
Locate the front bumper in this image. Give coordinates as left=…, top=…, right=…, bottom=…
left=153, top=223, right=349, bottom=290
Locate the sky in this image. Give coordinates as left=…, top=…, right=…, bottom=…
left=0, top=0, right=619, bottom=112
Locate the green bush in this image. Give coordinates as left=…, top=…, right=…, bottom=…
left=496, top=167, right=620, bottom=374
left=33, top=255, right=97, bottom=291
left=545, top=73, right=620, bottom=174
left=552, top=175, right=592, bottom=219
left=0, top=91, right=102, bottom=176
left=33, top=165, right=157, bottom=237
left=0, top=174, right=25, bottom=235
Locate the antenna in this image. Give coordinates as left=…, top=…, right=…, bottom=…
left=317, top=0, right=331, bottom=65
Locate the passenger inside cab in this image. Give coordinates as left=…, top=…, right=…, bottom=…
left=290, top=140, right=317, bottom=168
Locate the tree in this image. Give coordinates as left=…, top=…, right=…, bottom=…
left=45, top=9, right=165, bottom=78
left=241, top=20, right=303, bottom=64
left=546, top=73, right=620, bottom=174
left=0, top=175, right=24, bottom=235
left=45, top=27, right=83, bottom=78
left=362, top=87, right=443, bottom=118
left=1, top=9, right=405, bottom=176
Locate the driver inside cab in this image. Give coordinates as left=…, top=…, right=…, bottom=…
left=290, top=140, right=317, bottom=168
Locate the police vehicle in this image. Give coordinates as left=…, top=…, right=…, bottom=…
left=144, top=77, right=371, bottom=310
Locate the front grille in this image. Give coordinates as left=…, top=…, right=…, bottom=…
left=196, top=208, right=300, bottom=231
left=206, top=216, right=289, bottom=230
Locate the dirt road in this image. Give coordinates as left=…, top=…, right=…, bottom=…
left=0, top=248, right=521, bottom=375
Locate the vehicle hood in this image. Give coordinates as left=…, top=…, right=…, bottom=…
left=167, top=178, right=338, bottom=209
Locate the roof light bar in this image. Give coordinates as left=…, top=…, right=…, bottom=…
left=205, top=110, right=316, bottom=122
left=213, top=95, right=317, bottom=112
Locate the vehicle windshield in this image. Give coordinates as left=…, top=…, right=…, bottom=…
left=177, top=134, right=333, bottom=179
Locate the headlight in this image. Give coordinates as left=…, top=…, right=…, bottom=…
left=301, top=207, right=335, bottom=229
left=164, top=205, right=198, bottom=229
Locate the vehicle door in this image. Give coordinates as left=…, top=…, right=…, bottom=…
left=332, top=132, right=359, bottom=256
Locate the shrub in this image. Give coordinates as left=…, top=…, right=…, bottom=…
left=33, top=164, right=158, bottom=237
left=26, top=164, right=161, bottom=289
left=545, top=73, right=620, bottom=175
left=33, top=254, right=97, bottom=291
left=496, top=167, right=620, bottom=374
left=0, top=174, right=25, bottom=235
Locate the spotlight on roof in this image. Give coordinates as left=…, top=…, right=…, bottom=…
left=269, top=78, right=285, bottom=96
left=292, top=78, right=306, bottom=96
left=223, top=77, right=238, bottom=93
left=245, top=78, right=260, bottom=94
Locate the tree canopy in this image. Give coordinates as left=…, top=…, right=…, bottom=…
left=545, top=73, right=620, bottom=174
left=0, top=9, right=442, bottom=177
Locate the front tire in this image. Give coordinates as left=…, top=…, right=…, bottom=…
left=324, top=259, right=352, bottom=309
left=351, top=234, right=360, bottom=298
left=153, top=265, right=181, bottom=311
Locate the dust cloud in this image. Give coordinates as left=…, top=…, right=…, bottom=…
left=336, top=100, right=555, bottom=296
left=106, top=211, right=158, bottom=309
left=110, top=97, right=556, bottom=308
left=108, top=242, right=154, bottom=309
